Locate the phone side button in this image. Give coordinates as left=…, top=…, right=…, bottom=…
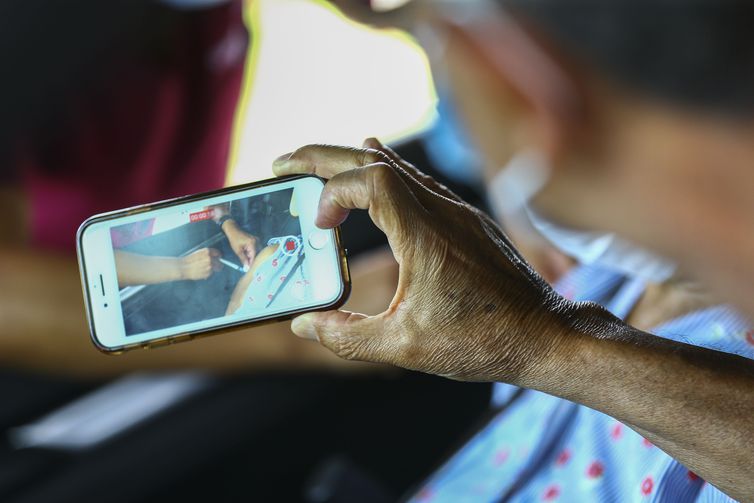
left=170, top=335, right=193, bottom=345
left=144, top=340, right=171, bottom=350
left=144, top=335, right=191, bottom=349
left=341, top=255, right=351, bottom=283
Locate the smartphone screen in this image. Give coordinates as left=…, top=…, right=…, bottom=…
left=77, top=175, right=349, bottom=352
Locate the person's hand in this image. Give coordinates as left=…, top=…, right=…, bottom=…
left=272, top=139, right=587, bottom=383
left=222, top=221, right=258, bottom=268
left=179, top=248, right=222, bottom=281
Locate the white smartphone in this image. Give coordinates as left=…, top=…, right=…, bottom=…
left=77, top=175, right=350, bottom=353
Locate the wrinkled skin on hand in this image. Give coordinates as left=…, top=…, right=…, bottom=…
left=274, top=139, right=581, bottom=384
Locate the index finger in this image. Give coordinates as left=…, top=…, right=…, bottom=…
left=362, top=137, right=464, bottom=203
left=273, top=144, right=384, bottom=179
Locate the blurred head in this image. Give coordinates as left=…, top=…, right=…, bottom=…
left=336, top=0, right=754, bottom=311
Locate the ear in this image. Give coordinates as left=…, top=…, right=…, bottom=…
left=438, top=16, right=585, bottom=167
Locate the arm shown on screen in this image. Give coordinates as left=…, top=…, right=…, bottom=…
left=209, top=203, right=258, bottom=267
left=113, top=248, right=222, bottom=287
left=220, top=219, right=258, bottom=268
left=225, top=244, right=279, bottom=315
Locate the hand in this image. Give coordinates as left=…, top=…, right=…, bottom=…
left=208, top=202, right=231, bottom=223
left=179, top=248, right=222, bottom=281
left=222, top=221, right=257, bottom=268
left=273, top=139, right=583, bottom=383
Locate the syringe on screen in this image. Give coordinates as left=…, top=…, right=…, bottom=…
left=219, top=257, right=249, bottom=273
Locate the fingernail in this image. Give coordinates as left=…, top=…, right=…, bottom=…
left=273, top=151, right=294, bottom=163
left=272, top=153, right=295, bottom=175
left=291, top=313, right=318, bottom=341
left=273, top=158, right=298, bottom=177
left=362, top=137, right=382, bottom=149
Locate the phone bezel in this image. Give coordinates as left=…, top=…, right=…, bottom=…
left=76, top=174, right=351, bottom=354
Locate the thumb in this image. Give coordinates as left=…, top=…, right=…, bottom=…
left=291, top=310, right=385, bottom=362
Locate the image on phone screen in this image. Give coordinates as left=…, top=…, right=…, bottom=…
left=114, top=187, right=309, bottom=335
left=78, top=177, right=347, bottom=351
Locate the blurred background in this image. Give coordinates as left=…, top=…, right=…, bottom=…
left=229, top=0, right=437, bottom=184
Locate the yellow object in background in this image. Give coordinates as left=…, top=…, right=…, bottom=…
left=227, top=0, right=437, bottom=184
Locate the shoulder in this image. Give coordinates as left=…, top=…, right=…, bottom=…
left=249, top=244, right=280, bottom=273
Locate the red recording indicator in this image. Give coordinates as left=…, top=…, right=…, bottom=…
left=189, top=209, right=216, bottom=223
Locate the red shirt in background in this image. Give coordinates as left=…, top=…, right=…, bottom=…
left=20, top=1, right=247, bottom=252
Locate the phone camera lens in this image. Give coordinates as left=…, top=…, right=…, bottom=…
left=104, top=303, right=109, bottom=308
